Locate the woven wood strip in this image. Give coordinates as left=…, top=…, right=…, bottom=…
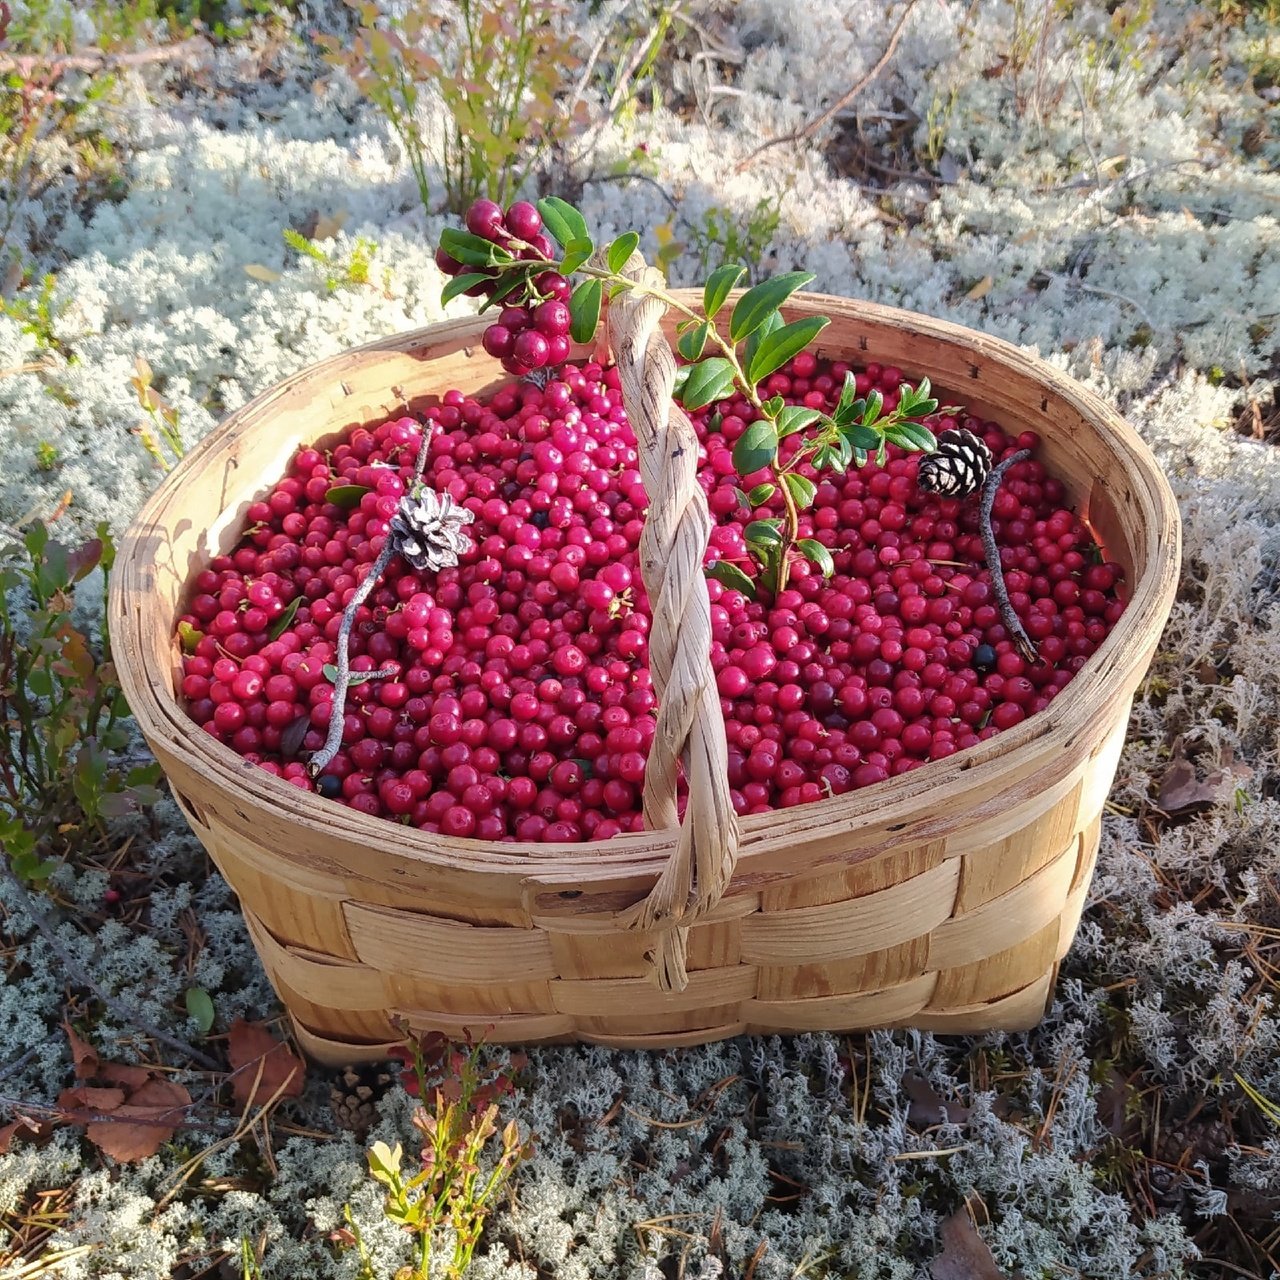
left=755, top=936, right=932, bottom=1001
left=747, top=973, right=938, bottom=1031
left=580, top=1023, right=747, bottom=1050
left=244, top=912, right=388, bottom=1011
left=759, top=841, right=947, bottom=912
left=341, top=901, right=557, bottom=983
left=740, top=859, right=961, bottom=963
left=927, top=838, right=1078, bottom=970
left=907, top=970, right=1054, bottom=1033
left=931, top=919, right=1062, bottom=1008
left=384, top=975, right=558, bottom=1016
left=550, top=966, right=756, bottom=1016
left=547, top=919, right=740, bottom=979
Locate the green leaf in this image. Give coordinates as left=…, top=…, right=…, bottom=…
left=744, top=519, right=783, bottom=546
left=321, top=664, right=387, bottom=686
left=777, top=406, right=822, bottom=437
left=679, top=357, right=737, bottom=412
left=440, top=272, right=493, bottom=304
left=746, top=482, right=776, bottom=506
left=762, top=394, right=786, bottom=418
left=536, top=197, right=590, bottom=250
left=185, top=987, right=215, bottom=1034
left=480, top=273, right=529, bottom=311
left=885, top=420, right=937, bottom=452
left=677, top=322, right=710, bottom=362
left=797, top=538, right=835, bottom=577
left=841, top=422, right=881, bottom=450
left=606, top=231, right=640, bottom=273
left=439, top=227, right=510, bottom=268
left=732, top=418, right=779, bottom=476
left=812, top=442, right=848, bottom=473
left=704, top=561, right=757, bottom=600
left=367, top=1140, right=404, bottom=1188
left=742, top=309, right=783, bottom=376
left=268, top=595, right=302, bottom=642
left=560, top=237, right=595, bottom=276
left=835, top=370, right=859, bottom=422
left=862, top=389, right=885, bottom=426
left=747, top=315, right=830, bottom=386
left=782, top=472, right=817, bottom=510
left=728, top=271, right=815, bottom=342
left=569, top=279, right=603, bottom=344
left=703, top=264, right=746, bottom=320
left=177, top=621, right=203, bottom=654
left=325, top=484, right=371, bottom=509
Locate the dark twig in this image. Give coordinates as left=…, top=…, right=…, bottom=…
left=980, top=449, right=1038, bottom=663
left=733, top=0, right=921, bottom=174
left=0, top=863, right=221, bottom=1071
left=0, top=1046, right=39, bottom=1083
left=309, top=426, right=435, bottom=778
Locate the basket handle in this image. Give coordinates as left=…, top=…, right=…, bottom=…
left=604, top=250, right=741, bottom=992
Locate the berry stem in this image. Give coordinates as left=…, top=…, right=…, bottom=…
left=979, top=449, right=1039, bottom=663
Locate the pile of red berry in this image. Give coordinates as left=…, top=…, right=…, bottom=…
left=435, top=199, right=573, bottom=378
left=175, top=352, right=1126, bottom=842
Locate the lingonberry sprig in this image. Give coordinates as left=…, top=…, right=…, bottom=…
left=435, top=197, right=952, bottom=595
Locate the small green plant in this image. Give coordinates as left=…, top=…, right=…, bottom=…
left=33, top=441, right=59, bottom=471
left=283, top=228, right=382, bottom=294
left=438, top=197, right=951, bottom=594
left=0, top=520, right=162, bottom=885
left=680, top=194, right=783, bottom=284
left=316, top=0, right=582, bottom=215
left=0, top=270, right=64, bottom=352
left=128, top=356, right=184, bottom=472
left=362, top=1030, right=531, bottom=1280
left=921, top=87, right=958, bottom=167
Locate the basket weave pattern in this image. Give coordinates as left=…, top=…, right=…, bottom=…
left=111, top=293, right=1180, bottom=1064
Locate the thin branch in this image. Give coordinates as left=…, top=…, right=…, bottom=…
left=733, top=0, right=921, bottom=174
left=0, top=862, right=221, bottom=1071
left=979, top=449, right=1038, bottom=663
left=581, top=171, right=679, bottom=213
left=0, top=35, right=209, bottom=77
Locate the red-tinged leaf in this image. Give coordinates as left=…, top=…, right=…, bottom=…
left=86, top=1078, right=191, bottom=1162
left=64, top=1022, right=98, bottom=1079
left=226, top=1019, right=305, bottom=1109
left=930, top=1209, right=1011, bottom=1280
left=0, top=1114, right=52, bottom=1153
left=97, top=1061, right=153, bottom=1091
left=58, top=1086, right=127, bottom=1113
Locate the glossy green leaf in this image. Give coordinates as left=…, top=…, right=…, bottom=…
left=782, top=472, right=817, bottom=510
left=536, top=197, right=590, bottom=250
left=322, top=664, right=387, bottom=686
left=439, top=227, right=509, bottom=268
left=606, top=231, right=640, bottom=273
left=732, top=417, right=779, bottom=475
left=679, top=357, right=737, bottom=411
left=677, top=322, right=710, bottom=362
left=746, top=315, right=830, bottom=386
left=885, top=420, right=937, bottom=452
left=841, top=422, right=881, bottom=450
left=728, top=271, right=815, bottom=342
left=704, top=560, right=757, bottom=600
left=762, top=394, right=786, bottom=417
left=777, top=406, right=822, bottom=437
left=177, top=621, right=203, bottom=654
left=797, top=538, right=835, bottom=577
left=560, top=237, right=595, bottom=275
left=440, top=272, right=492, bottom=304
left=704, top=264, right=747, bottom=320
left=185, top=988, right=215, bottom=1034
left=742, top=308, right=783, bottom=374
left=834, top=370, right=859, bottom=422
left=862, top=389, right=885, bottom=425
left=744, top=519, right=783, bottom=546
left=268, top=595, right=301, bottom=641
left=325, top=484, right=371, bottom=509
left=746, top=482, right=776, bottom=506
left=569, top=279, right=603, bottom=344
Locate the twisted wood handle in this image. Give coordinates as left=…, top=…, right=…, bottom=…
left=602, top=250, right=741, bottom=991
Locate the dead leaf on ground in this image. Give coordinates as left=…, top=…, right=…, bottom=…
left=244, top=263, right=282, bottom=284
left=904, top=1072, right=971, bottom=1127
left=57, top=1085, right=127, bottom=1114
left=930, top=1209, right=1013, bottom=1280
left=97, top=1060, right=152, bottom=1090
left=86, top=1078, right=192, bottom=1162
left=227, top=1019, right=305, bottom=1109
left=1156, top=739, right=1253, bottom=814
left=0, top=1114, right=52, bottom=1154
left=966, top=275, right=994, bottom=301
left=64, top=1021, right=98, bottom=1079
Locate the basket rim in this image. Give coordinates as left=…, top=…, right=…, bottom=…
left=109, top=292, right=1182, bottom=878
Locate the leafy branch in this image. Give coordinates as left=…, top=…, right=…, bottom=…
left=436, top=197, right=948, bottom=595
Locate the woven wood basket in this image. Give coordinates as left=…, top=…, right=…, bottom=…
left=110, top=284, right=1179, bottom=1065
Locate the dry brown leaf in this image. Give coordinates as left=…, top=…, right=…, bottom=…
left=0, top=1114, right=51, bottom=1153
left=58, top=1086, right=127, bottom=1114
left=86, top=1078, right=191, bottom=1162
left=930, top=1209, right=1011, bottom=1280
left=904, top=1072, right=971, bottom=1127
left=64, top=1021, right=99, bottom=1079
left=97, top=1061, right=153, bottom=1091
left=227, top=1019, right=305, bottom=1109
left=312, top=211, right=348, bottom=241
left=1156, top=741, right=1252, bottom=814
left=966, top=275, right=994, bottom=301
left=244, top=264, right=282, bottom=284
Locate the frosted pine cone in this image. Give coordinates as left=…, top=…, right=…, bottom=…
left=916, top=428, right=993, bottom=498
left=390, top=487, right=475, bottom=571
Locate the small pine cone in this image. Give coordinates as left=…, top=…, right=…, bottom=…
left=329, top=1064, right=393, bottom=1136
left=916, top=428, right=993, bottom=499
left=389, top=487, right=475, bottom=571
